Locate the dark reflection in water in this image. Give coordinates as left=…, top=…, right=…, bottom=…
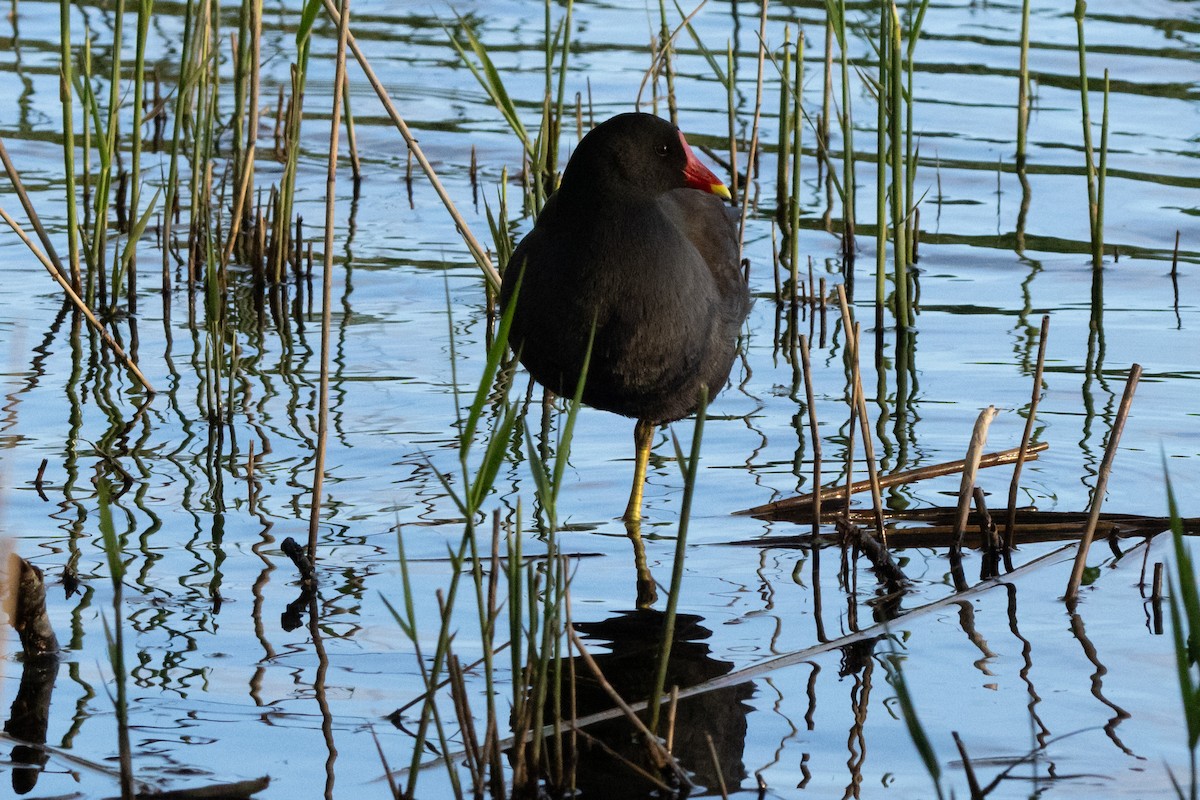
left=4, top=658, right=58, bottom=794
left=564, top=609, right=753, bottom=799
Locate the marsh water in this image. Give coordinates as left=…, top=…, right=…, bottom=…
left=2, top=0, right=1199, bottom=797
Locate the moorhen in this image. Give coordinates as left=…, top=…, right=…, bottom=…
left=501, top=112, right=750, bottom=523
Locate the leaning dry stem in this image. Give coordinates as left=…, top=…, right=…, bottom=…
left=1005, top=314, right=1049, bottom=548
left=741, top=442, right=1049, bottom=516
left=950, top=406, right=998, bottom=556
left=1065, top=363, right=1142, bottom=602
left=1, top=207, right=155, bottom=393
left=319, top=0, right=499, bottom=290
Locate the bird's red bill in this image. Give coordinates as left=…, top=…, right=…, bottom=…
left=678, top=130, right=732, bottom=200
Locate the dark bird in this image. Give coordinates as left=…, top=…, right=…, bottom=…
left=501, top=112, right=750, bottom=523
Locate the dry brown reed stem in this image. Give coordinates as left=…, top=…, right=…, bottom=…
left=799, top=334, right=821, bottom=540
left=221, top=0, right=262, bottom=268
left=0, top=139, right=67, bottom=279
left=635, top=0, right=710, bottom=112
left=705, top=732, right=731, bottom=800
left=836, top=286, right=886, bottom=543
left=737, top=0, right=770, bottom=254
left=740, top=442, right=1048, bottom=516
left=1005, top=314, right=1049, bottom=549
left=950, top=406, right=998, bottom=557
left=1065, top=363, right=1142, bottom=603
left=566, top=627, right=686, bottom=785
left=1, top=208, right=156, bottom=393
left=308, top=0, right=353, bottom=558
left=850, top=322, right=886, bottom=543
left=319, top=0, right=499, bottom=291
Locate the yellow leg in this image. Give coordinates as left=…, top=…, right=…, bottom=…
left=621, top=419, right=656, bottom=523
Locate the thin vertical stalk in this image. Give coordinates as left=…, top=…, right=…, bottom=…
left=775, top=27, right=792, bottom=226
left=1016, top=0, right=1032, bottom=169
left=119, top=0, right=154, bottom=300
left=889, top=2, right=910, bottom=329
left=738, top=0, right=770, bottom=251
left=1005, top=315, right=1049, bottom=550
left=222, top=0, right=261, bottom=266
left=309, top=0, right=352, bottom=557
left=875, top=3, right=888, bottom=316
left=1074, top=0, right=1099, bottom=264
left=1065, top=364, right=1141, bottom=603
left=835, top=0, right=855, bottom=258
left=903, top=1, right=930, bottom=267
left=789, top=33, right=804, bottom=275
left=726, top=42, right=738, bottom=204
left=92, top=0, right=126, bottom=278
left=59, top=0, right=81, bottom=291
left=1095, top=69, right=1109, bottom=268
left=648, top=393, right=707, bottom=735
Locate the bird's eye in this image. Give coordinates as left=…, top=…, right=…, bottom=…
left=654, top=143, right=669, bottom=157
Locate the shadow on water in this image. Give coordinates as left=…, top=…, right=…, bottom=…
left=551, top=609, right=753, bottom=799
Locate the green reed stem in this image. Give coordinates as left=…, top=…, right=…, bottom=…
left=831, top=0, right=856, bottom=258
left=776, top=28, right=792, bottom=228
left=648, top=390, right=707, bottom=736
left=789, top=33, right=804, bottom=276
left=1074, top=0, right=1099, bottom=266
left=117, top=0, right=154, bottom=303
left=164, top=0, right=196, bottom=271
left=876, top=3, right=888, bottom=314
left=889, top=2, right=910, bottom=329
left=89, top=0, right=124, bottom=291
left=1165, top=467, right=1200, bottom=800
left=1016, top=0, right=1031, bottom=170
left=1096, top=69, right=1109, bottom=269
left=904, top=1, right=930, bottom=266
left=97, top=480, right=135, bottom=800
left=59, top=0, right=81, bottom=291
left=658, top=0, right=677, bottom=127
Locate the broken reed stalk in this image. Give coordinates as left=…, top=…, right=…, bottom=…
left=1005, top=314, right=1049, bottom=549
left=319, top=0, right=498, bottom=290
left=950, top=406, right=997, bottom=558
left=837, top=286, right=886, bottom=543
left=1065, top=363, right=1142, bottom=603
left=740, top=442, right=1048, bottom=516
left=1, top=208, right=155, bottom=392
left=799, top=334, right=822, bottom=541
left=307, top=0, right=352, bottom=558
